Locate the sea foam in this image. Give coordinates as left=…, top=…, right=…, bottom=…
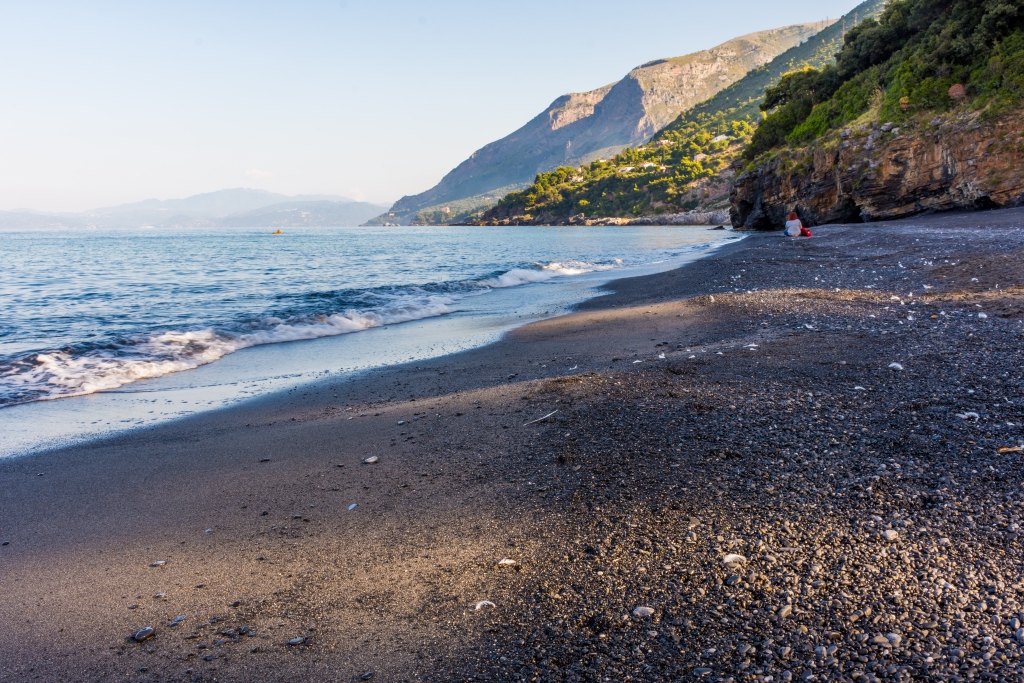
left=0, top=260, right=610, bottom=405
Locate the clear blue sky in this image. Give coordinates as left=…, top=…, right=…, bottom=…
left=0, top=0, right=857, bottom=212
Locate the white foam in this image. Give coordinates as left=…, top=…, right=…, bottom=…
left=2, top=258, right=623, bottom=404
left=484, top=261, right=613, bottom=288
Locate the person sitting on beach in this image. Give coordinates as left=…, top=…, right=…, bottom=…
left=784, top=212, right=803, bottom=237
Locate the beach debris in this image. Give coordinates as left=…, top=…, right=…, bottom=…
left=497, top=558, right=518, bottom=567
left=658, top=353, right=665, bottom=359
left=133, top=627, right=155, bottom=642
left=473, top=600, right=496, bottom=611
left=633, top=360, right=643, bottom=364
left=348, top=504, right=357, bottom=511
left=888, top=363, right=903, bottom=371
left=523, top=410, right=558, bottom=426
left=689, top=355, right=696, bottom=359
left=722, top=554, right=747, bottom=565
left=882, top=529, right=899, bottom=542
left=362, top=456, right=379, bottom=464
left=287, top=637, right=305, bottom=646
left=804, top=324, right=815, bottom=330
left=569, top=365, right=578, bottom=370
left=633, top=606, right=655, bottom=618
left=998, top=446, right=1023, bottom=454
left=854, top=386, right=867, bottom=391
left=956, top=412, right=980, bottom=421
left=150, top=560, right=166, bottom=567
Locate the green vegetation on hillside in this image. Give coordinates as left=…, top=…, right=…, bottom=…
left=746, top=0, right=1024, bottom=160
left=478, top=0, right=887, bottom=224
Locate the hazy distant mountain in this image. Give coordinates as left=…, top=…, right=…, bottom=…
left=88, top=188, right=354, bottom=218
left=0, top=189, right=390, bottom=229
left=371, top=22, right=826, bottom=225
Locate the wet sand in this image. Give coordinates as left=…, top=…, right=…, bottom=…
left=1, top=209, right=1024, bottom=683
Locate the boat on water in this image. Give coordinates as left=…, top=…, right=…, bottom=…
left=271, top=229, right=283, bottom=235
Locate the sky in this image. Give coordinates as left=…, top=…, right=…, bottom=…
left=0, top=0, right=858, bottom=212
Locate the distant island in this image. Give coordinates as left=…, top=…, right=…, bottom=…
left=0, top=188, right=390, bottom=229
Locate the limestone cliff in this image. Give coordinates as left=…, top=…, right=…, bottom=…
left=730, top=110, right=1024, bottom=230
left=372, top=23, right=824, bottom=225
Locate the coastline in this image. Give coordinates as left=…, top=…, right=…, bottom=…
left=0, top=228, right=738, bottom=458
left=2, top=209, right=1024, bottom=682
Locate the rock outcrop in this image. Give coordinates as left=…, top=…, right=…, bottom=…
left=731, top=110, right=1024, bottom=230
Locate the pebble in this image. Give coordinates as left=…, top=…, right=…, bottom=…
left=361, top=673, right=375, bottom=680
left=363, top=456, right=379, bottom=464
left=133, top=627, right=155, bottom=642
left=287, top=637, right=305, bottom=646
left=149, top=560, right=165, bottom=567
left=881, top=529, right=898, bottom=541
left=348, top=504, right=357, bottom=511
left=632, top=606, right=655, bottom=618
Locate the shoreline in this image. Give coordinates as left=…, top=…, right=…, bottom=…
left=2, top=208, right=1024, bottom=682
left=0, top=229, right=738, bottom=459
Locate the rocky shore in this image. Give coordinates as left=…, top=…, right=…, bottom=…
left=1, top=209, right=1022, bottom=683
left=731, top=110, right=1024, bottom=230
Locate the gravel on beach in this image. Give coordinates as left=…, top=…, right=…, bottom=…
left=1, top=209, right=1023, bottom=683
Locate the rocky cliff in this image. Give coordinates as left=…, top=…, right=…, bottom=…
left=731, top=110, right=1024, bottom=230
left=373, top=23, right=824, bottom=225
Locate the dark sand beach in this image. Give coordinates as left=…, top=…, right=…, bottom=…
left=2, top=209, right=1024, bottom=683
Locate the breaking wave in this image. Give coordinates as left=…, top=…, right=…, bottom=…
left=0, top=259, right=615, bottom=406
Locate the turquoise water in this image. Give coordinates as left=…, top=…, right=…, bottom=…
left=0, top=225, right=737, bottom=454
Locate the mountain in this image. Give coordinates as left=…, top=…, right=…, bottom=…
left=0, top=190, right=389, bottom=229
left=475, top=0, right=887, bottom=226
left=371, top=22, right=828, bottom=225
left=212, top=200, right=389, bottom=228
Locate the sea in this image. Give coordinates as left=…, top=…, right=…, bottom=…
left=0, top=225, right=739, bottom=456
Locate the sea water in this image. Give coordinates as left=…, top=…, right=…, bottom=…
left=0, top=225, right=738, bottom=455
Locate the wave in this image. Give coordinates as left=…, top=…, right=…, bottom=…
left=0, top=259, right=614, bottom=406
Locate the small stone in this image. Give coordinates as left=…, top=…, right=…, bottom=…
left=348, top=504, right=357, bottom=511
left=134, top=627, right=155, bottom=642
left=886, top=633, right=902, bottom=647
left=259, top=458, right=270, bottom=462
left=888, top=363, right=904, bottom=371
left=694, top=667, right=713, bottom=676
left=150, top=561, right=165, bottom=567
left=361, top=673, right=375, bottom=681
left=497, top=559, right=517, bottom=567
left=882, top=529, right=899, bottom=542
left=288, top=637, right=305, bottom=645
left=153, top=593, right=166, bottom=599
left=362, top=456, right=379, bottom=464
left=229, top=601, right=241, bottom=608
left=722, top=553, right=746, bottom=565
left=1, top=541, right=9, bottom=546
left=633, top=606, right=655, bottom=618
left=778, top=604, right=793, bottom=619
